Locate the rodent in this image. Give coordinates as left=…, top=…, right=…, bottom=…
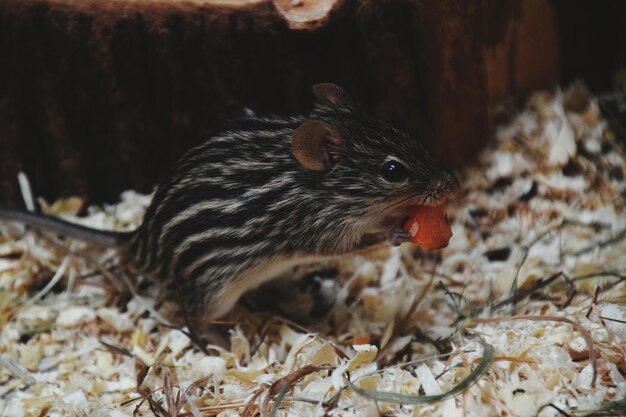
left=0, top=84, right=459, bottom=322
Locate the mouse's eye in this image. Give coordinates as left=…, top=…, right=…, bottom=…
left=381, top=160, right=409, bottom=182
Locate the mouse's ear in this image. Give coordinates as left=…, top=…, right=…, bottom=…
left=292, top=120, right=344, bottom=171
left=313, top=83, right=352, bottom=107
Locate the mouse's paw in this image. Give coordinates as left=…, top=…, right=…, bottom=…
left=388, top=229, right=410, bottom=246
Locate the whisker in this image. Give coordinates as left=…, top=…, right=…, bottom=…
left=373, top=194, right=421, bottom=217
left=384, top=194, right=422, bottom=211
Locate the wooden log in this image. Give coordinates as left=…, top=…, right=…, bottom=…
left=0, top=0, right=597, bottom=206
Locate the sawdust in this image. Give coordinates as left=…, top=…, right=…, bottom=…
left=0, top=86, right=625, bottom=417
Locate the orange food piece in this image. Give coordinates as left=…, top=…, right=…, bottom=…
left=403, top=205, right=452, bottom=250
left=353, top=334, right=371, bottom=345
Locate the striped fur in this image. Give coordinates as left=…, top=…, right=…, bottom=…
left=125, top=97, right=458, bottom=320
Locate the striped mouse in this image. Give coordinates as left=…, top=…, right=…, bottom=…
left=0, top=84, right=458, bottom=322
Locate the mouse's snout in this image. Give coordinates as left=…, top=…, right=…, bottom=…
left=426, top=171, right=460, bottom=204
left=443, top=171, right=460, bottom=197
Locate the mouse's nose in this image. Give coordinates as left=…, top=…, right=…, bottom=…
left=429, top=171, right=460, bottom=202
left=444, top=171, right=460, bottom=195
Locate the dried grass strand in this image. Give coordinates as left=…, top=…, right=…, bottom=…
left=262, top=365, right=333, bottom=416
left=345, top=339, right=494, bottom=404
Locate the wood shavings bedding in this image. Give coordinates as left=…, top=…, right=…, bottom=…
left=0, top=87, right=625, bottom=417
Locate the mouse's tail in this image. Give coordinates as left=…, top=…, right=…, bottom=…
left=0, top=206, right=134, bottom=247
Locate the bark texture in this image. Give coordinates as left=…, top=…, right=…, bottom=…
left=1, top=0, right=620, bottom=206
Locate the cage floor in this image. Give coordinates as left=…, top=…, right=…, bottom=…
left=1, top=87, right=625, bottom=417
